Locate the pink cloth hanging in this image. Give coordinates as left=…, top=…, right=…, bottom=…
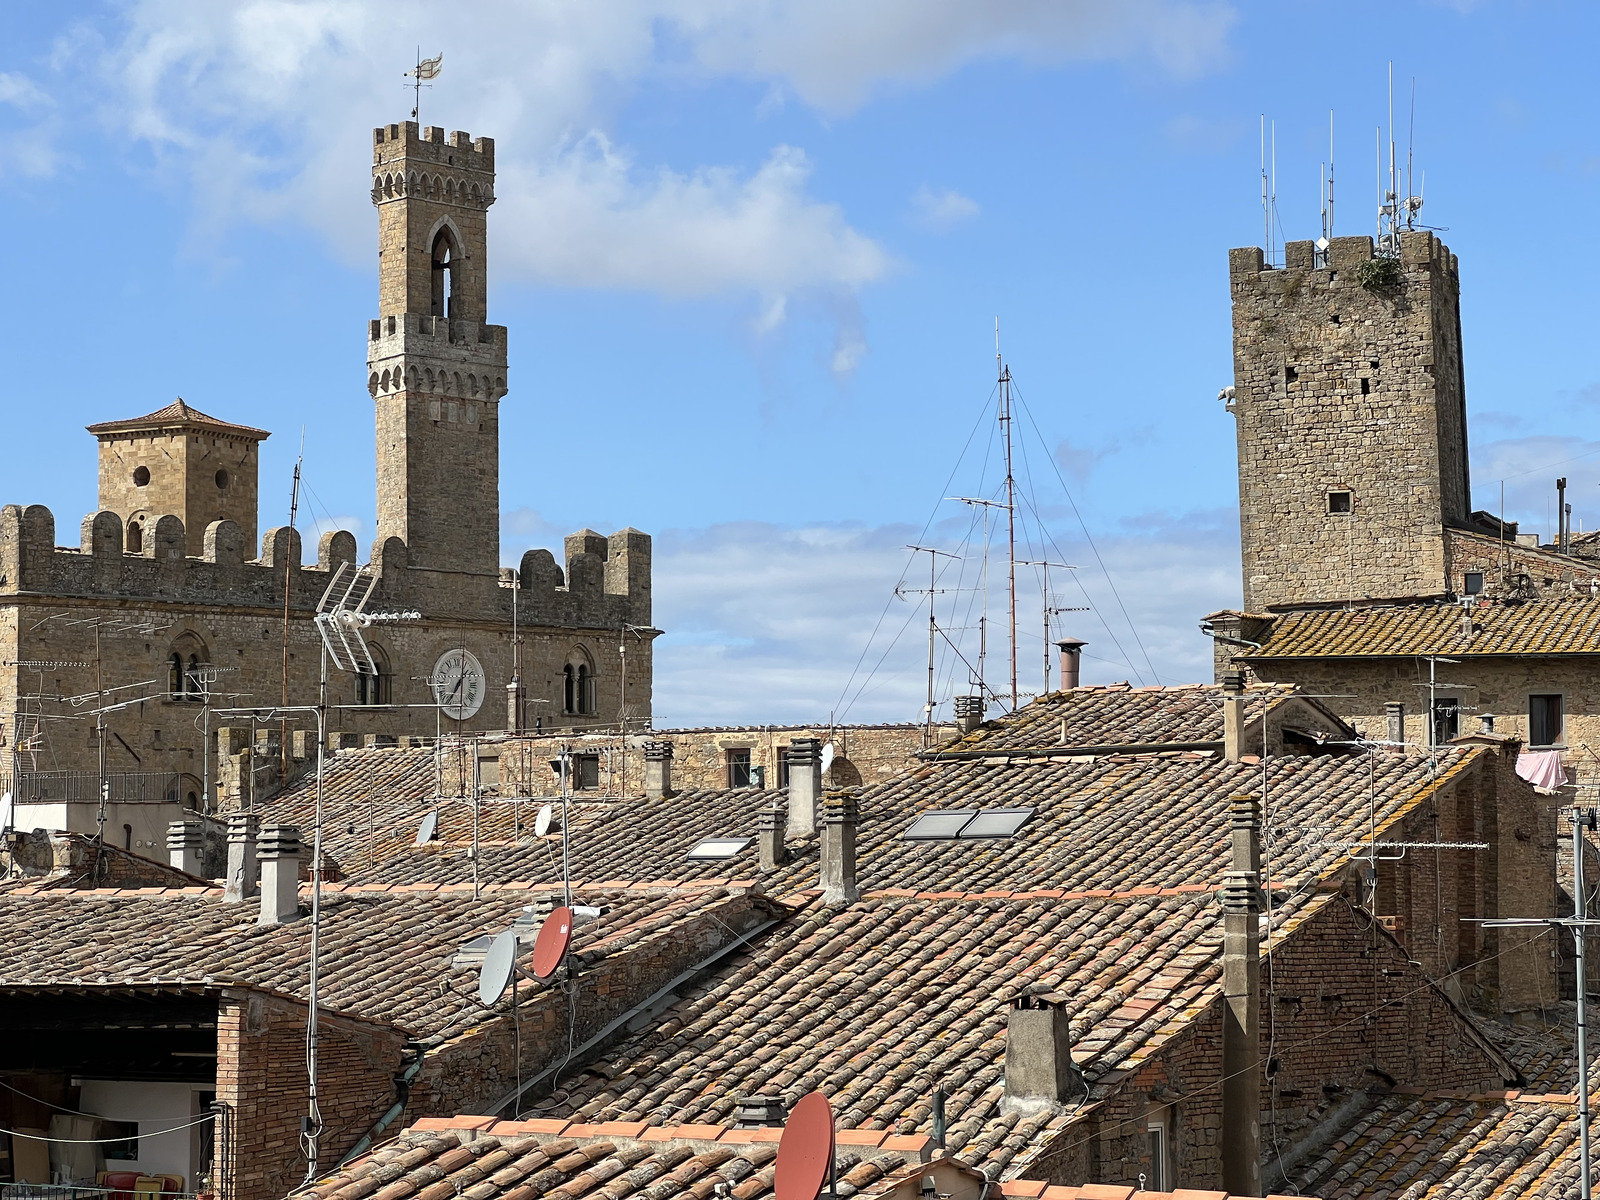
left=1516, top=749, right=1569, bottom=791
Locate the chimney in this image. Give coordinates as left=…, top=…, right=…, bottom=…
left=257, top=824, right=302, bottom=925
left=1054, top=638, right=1086, bottom=690
left=953, top=695, right=986, bottom=735
left=223, top=812, right=259, bottom=903
left=1222, top=671, right=1245, bottom=763
left=507, top=676, right=526, bottom=734
left=1221, top=793, right=1262, bottom=1197
left=1385, top=702, right=1405, bottom=746
left=1480, top=713, right=1495, bottom=734
left=1002, top=989, right=1082, bottom=1113
left=167, top=820, right=203, bottom=876
left=757, top=801, right=787, bottom=871
left=818, top=790, right=859, bottom=905
left=644, top=739, right=674, bottom=800
left=786, top=738, right=822, bottom=836
left=733, top=1095, right=787, bottom=1128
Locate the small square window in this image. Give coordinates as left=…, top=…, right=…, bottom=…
left=1360, top=377, right=1370, bottom=395
left=726, top=748, right=752, bottom=789
left=573, top=753, right=600, bottom=790
left=1530, top=694, right=1564, bottom=747
left=1328, top=491, right=1352, bottom=514
left=1431, top=699, right=1459, bottom=746
left=1285, top=365, right=1298, bottom=384
left=1463, top=572, right=1484, bottom=596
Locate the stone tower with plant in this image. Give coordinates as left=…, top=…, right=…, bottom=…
left=1226, top=229, right=1468, bottom=611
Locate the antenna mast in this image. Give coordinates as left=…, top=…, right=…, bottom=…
left=281, top=431, right=303, bottom=778
left=997, top=321, right=1019, bottom=711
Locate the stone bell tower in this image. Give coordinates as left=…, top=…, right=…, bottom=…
left=367, top=121, right=508, bottom=581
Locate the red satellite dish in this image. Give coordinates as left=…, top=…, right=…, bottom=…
left=532, top=905, right=573, bottom=979
left=775, top=1091, right=835, bottom=1200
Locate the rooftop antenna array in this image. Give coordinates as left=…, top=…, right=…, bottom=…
left=901, top=546, right=960, bottom=744
left=1317, top=111, right=1335, bottom=267
left=1260, top=117, right=1279, bottom=265
left=1016, top=560, right=1082, bottom=695
left=1376, top=63, right=1428, bottom=257
left=997, top=319, right=1020, bottom=710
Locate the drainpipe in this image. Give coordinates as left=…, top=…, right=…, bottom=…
left=1221, top=793, right=1262, bottom=1196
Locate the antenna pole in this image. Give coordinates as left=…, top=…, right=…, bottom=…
left=1260, top=116, right=1268, bottom=258
left=997, top=325, right=1019, bottom=712
left=281, top=432, right=303, bottom=781
left=926, top=549, right=936, bottom=742
left=1329, top=109, right=1335, bottom=238
left=1407, top=76, right=1416, bottom=228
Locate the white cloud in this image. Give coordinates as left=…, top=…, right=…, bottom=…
left=65, top=0, right=1233, bottom=324
left=646, top=513, right=1240, bottom=727
left=0, top=73, right=47, bottom=110
left=908, top=184, right=979, bottom=233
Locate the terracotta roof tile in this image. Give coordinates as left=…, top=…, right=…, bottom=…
left=1249, top=596, right=1600, bottom=659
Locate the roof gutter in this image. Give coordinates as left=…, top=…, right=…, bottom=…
left=918, top=741, right=1223, bottom=762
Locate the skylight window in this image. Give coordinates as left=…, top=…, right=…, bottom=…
left=903, top=808, right=1034, bottom=841
left=687, top=836, right=753, bottom=861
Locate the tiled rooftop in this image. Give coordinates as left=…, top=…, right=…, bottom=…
left=334, top=744, right=1478, bottom=902
left=1244, top=596, right=1600, bottom=659
left=1284, top=1089, right=1581, bottom=1198
left=524, top=887, right=1334, bottom=1179
left=0, top=883, right=761, bottom=1038
left=941, top=684, right=1287, bottom=753
left=85, top=398, right=270, bottom=439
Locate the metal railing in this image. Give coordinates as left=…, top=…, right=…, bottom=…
left=9, top=771, right=185, bottom=805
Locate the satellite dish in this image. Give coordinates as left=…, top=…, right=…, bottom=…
left=534, top=803, right=555, bottom=837
left=532, top=905, right=573, bottom=980
left=477, top=929, right=519, bottom=1007
left=416, top=810, right=439, bottom=844
left=819, top=743, right=836, bottom=778
left=775, top=1091, right=835, bottom=1200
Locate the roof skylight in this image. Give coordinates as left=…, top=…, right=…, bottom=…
left=903, top=808, right=1034, bottom=841
left=686, top=836, right=753, bottom=861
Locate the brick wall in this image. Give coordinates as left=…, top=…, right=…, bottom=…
left=1026, top=894, right=1513, bottom=1191
left=216, top=990, right=406, bottom=1200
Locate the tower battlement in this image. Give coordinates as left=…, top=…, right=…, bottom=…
left=373, top=122, right=494, bottom=179
left=1228, top=227, right=1469, bottom=610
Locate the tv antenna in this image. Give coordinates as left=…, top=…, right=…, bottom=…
left=1376, top=64, right=1427, bottom=256
left=902, top=545, right=960, bottom=741
left=1317, top=110, right=1334, bottom=266
left=1016, top=560, right=1080, bottom=695
left=996, top=319, right=1021, bottom=711
left=775, top=1091, right=836, bottom=1200
left=312, top=562, right=420, bottom=675
left=1260, top=116, right=1278, bottom=265
left=405, top=50, right=442, bottom=123
left=948, top=496, right=1008, bottom=703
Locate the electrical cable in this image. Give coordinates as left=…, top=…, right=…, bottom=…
left=1, top=1111, right=218, bottom=1142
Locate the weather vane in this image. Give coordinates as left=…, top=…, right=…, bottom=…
left=406, top=48, right=442, bottom=123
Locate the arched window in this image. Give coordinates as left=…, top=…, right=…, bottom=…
left=168, top=634, right=209, bottom=702
left=186, top=654, right=201, bottom=698
left=563, top=649, right=597, bottom=716
left=168, top=652, right=184, bottom=699
left=562, top=664, right=576, bottom=715
left=578, top=664, right=596, bottom=715
left=127, top=520, right=143, bottom=553
left=356, top=645, right=391, bottom=706
left=430, top=227, right=460, bottom=318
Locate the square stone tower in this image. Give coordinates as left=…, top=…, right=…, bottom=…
left=87, top=399, right=268, bottom=556
left=1228, top=229, right=1469, bottom=610
left=367, top=122, right=508, bottom=581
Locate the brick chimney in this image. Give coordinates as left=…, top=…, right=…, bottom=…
left=1221, top=671, right=1246, bottom=763
left=167, top=820, right=203, bottom=876
left=757, top=801, right=787, bottom=871
left=644, top=739, right=674, bottom=800
left=1385, top=702, right=1405, bottom=746
left=819, top=790, right=859, bottom=905
left=1054, top=638, right=1086, bottom=690
left=223, top=812, right=259, bottom=903
left=953, top=695, right=986, bottom=735
left=257, top=824, right=302, bottom=926
left=786, top=738, right=822, bottom=835
left=1002, top=989, right=1082, bottom=1113
left=1221, top=793, right=1262, bottom=1196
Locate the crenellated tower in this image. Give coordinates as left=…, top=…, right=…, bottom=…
left=367, top=121, right=508, bottom=581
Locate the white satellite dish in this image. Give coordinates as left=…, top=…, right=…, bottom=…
left=477, top=929, right=519, bottom=1007
left=416, top=810, right=439, bottom=844
left=819, top=742, right=836, bottom=778
left=534, top=803, right=555, bottom=837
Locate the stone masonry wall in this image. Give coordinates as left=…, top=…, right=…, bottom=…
left=0, top=506, right=652, bottom=807
left=216, top=989, right=406, bottom=1200
left=1229, top=230, right=1467, bottom=610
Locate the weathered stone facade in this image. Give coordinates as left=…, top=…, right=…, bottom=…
left=0, top=120, right=655, bottom=828
left=1229, top=230, right=1468, bottom=610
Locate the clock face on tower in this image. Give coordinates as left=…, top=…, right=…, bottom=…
left=431, top=649, right=485, bottom=720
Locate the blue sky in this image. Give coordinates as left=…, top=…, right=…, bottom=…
left=2, top=1, right=1597, bottom=726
